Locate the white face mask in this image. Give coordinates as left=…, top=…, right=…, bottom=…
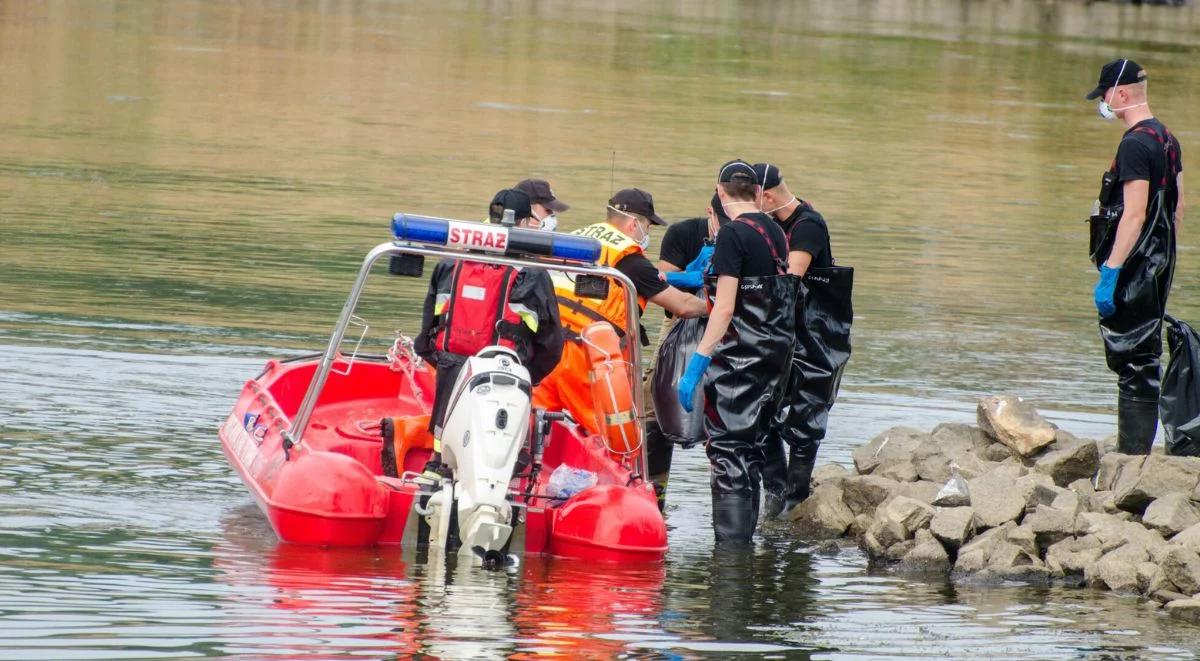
left=609, top=205, right=651, bottom=250
left=763, top=195, right=796, bottom=216
left=535, top=212, right=558, bottom=232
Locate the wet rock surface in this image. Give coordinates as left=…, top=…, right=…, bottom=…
left=792, top=395, right=1200, bottom=627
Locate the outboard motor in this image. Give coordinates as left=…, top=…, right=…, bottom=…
left=434, top=345, right=531, bottom=564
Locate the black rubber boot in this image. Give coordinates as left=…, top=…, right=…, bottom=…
left=1117, top=395, right=1159, bottom=455
left=759, top=436, right=788, bottom=522
left=780, top=455, right=815, bottom=518
left=712, top=491, right=758, bottom=545
left=645, top=419, right=674, bottom=513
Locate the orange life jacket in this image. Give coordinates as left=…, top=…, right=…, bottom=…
left=551, top=222, right=648, bottom=337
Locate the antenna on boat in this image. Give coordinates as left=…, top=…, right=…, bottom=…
left=610, top=150, right=616, bottom=197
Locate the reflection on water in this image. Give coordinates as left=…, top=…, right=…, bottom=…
left=3, top=0, right=1200, bottom=658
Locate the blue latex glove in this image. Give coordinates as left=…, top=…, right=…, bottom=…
left=665, top=270, right=704, bottom=289
left=685, top=244, right=715, bottom=273
left=677, top=352, right=712, bottom=413
left=1094, top=265, right=1121, bottom=318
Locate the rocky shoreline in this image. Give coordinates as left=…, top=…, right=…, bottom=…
left=790, top=395, right=1200, bottom=626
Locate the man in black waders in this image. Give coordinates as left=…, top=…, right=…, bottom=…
left=1086, top=58, right=1184, bottom=454
left=414, top=188, right=565, bottom=479
left=677, top=160, right=798, bottom=543
left=754, top=162, right=854, bottom=518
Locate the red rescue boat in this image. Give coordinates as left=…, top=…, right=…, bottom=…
left=218, top=213, right=667, bottom=564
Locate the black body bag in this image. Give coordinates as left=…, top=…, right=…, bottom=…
left=1161, top=315, right=1200, bottom=457
left=652, top=316, right=706, bottom=447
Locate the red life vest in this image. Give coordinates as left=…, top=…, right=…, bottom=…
left=434, top=260, right=524, bottom=356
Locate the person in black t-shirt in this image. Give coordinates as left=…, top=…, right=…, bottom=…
left=677, top=159, right=798, bottom=544
left=751, top=162, right=849, bottom=518
left=1085, top=58, right=1185, bottom=454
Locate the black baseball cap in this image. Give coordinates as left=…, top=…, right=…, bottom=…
left=514, top=178, right=569, bottom=212
left=1085, top=59, right=1147, bottom=100
left=752, top=162, right=784, bottom=190
left=609, top=188, right=666, bottom=226
left=717, top=159, right=757, bottom=184
left=488, top=188, right=532, bottom=222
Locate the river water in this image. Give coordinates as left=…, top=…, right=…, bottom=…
left=2, top=1, right=1200, bottom=658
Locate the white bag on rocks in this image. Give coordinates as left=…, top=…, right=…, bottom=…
left=933, top=463, right=971, bottom=507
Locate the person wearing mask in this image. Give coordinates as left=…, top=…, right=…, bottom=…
left=414, top=188, right=565, bottom=479
left=677, top=160, right=798, bottom=544
left=534, top=188, right=708, bottom=442
left=1085, top=59, right=1184, bottom=454
left=755, top=162, right=854, bottom=518
left=514, top=178, right=569, bottom=231
left=645, top=201, right=728, bottom=510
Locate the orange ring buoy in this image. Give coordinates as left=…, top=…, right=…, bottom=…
left=580, top=321, right=641, bottom=460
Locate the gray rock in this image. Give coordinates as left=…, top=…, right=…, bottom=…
left=998, top=456, right=1031, bottom=476
left=841, top=475, right=901, bottom=517
left=997, top=564, right=1053, bottom=583
left=1092, top=490, right=1118, bottom=514
left=1154, top=589, right=1192, bottom=605
left=911, top=437, right=952, bottom=483
left=1077, top=512, right=1167, bottom=554
left=950, top=454, right=997, bottom=481
left=1171, top=522, right=1200, bottom=552
left=1114, top=455, right=1200, bottom=513
left=1068, top=478, right=1096, bottom=498
left=1034, top=441, right=1101, bottom=487
left=1005, top=524, right=1039, bottom=559
left=879, top=496, right=935, bottom=537
left=1025, top=483, right=1068, bottom=513
left=1052, top=429, right=1084, bottom=451
left=878, top=460, right=920, bottom=483
left=861, top=529, right=887, bottom=558
left=900, top=537, right=952, bottom=572
left=1095, top=453, right=1141, bottom=492
left=930, top=506, right=977, bottom=549
left=1161, top=545, right=1200, bottom=594
left=1166, top=599, right=1200, bottom=624
left=1051, top=489, right=1088, bottom=517
left=849, top=513, right=873, bottom=537
left=981, top=442, right=1014, bottom=463
left=866, top=514, right=906, bottom=550
left=898, top=480, right=943, bottom=506
left=790, top=483, right=856, bottom=538
left=1087, top=542, right=1149, bottom=592
left=1026, top=504, right=1078, bottom=548
left=852, top=426, right=930, bottom=475
left=1136, top=561, right=1159, bottom=594
left=1143, top=493, right=1200, bottom=536
left=968, top=471, right=1029, bottom=529
left=977, top=395, right=1058, bottom=457
left=954, top=522, right=1015, bottom=573
left=886, top=539, right=917, bottom=561
left=1045, top=536, right=1104, bottom=577
left=812, top=463, right=850, bottom=485
left=930, top=422, right=984, bottom=458
left=1137, top=562, right=1174, bottom=596
left=988, top=541, right=1035, bottom=570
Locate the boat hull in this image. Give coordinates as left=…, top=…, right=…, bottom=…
left=219, top=355, right=666, bottom=562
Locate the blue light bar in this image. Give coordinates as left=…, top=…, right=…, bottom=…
left=391, top=213, right=601, bottom=263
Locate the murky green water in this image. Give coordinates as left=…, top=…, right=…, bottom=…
left=3, top=1, right=1200, bottom=658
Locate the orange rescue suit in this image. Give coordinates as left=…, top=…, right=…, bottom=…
left=534, top=221, right=648, bottom=438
